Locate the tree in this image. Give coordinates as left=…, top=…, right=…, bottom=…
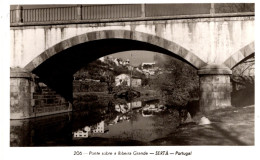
left=152, top=54, right=199, bottom=107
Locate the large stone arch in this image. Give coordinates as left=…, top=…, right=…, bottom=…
left=24, top=30, right=206, bottom=71
left=223, top=42, right=255, bottom=69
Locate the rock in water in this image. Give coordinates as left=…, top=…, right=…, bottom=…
left=199, top=116, right=211, bottom=125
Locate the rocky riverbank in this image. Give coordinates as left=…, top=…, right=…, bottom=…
left=150, top=105, right=254, bottom=145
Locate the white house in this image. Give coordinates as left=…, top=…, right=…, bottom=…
left=132, top=78, right=142, bottom=87
left=141, top=62, right=157, bottom=76
left=115, top=74, right=130, bottom=86
left=73, top=130, right=89, bottom=138
left=141, top=62, right=156, bottom=70
left=115, top=74, right=142, bottom=87
left=92, top=121, right=105, bottom=134
left=127, top=101, right=142, bottom=109
left=115, top=104, right=131, bottom=113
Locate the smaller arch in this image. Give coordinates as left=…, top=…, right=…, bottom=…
left=24, top=30, right=206, bottom=71
left=223, top=42, right=255, bottom=69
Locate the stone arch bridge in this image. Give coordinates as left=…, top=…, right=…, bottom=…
left=10, top=4, right=254, bottom=119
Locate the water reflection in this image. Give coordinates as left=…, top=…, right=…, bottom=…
left=10, top=113, right=73, bottom=146
left=11, top=100, right=180, bottom=146
left=73, top=121, right=106, bottom=139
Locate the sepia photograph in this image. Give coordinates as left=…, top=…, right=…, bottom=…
left=1, top=1, right=258, bottom=160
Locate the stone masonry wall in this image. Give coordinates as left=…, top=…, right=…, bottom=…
left=10, top=69, right=72, bottom=119
left=10, top=76, right=34, bottom=119
left=200, top=75, right=232, bottom=112
left=32, top=82, right=72, bottom=117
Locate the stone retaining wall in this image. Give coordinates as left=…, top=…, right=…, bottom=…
left=10, top=68, right=72, bottom=119
left=32, top=82, right=71, bottom=118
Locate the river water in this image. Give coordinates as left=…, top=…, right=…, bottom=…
left=10, top=99, right=184, bottom=146
left=10, top=82, right=254, bottom=146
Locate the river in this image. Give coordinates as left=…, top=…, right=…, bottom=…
left=10, top=99, right=184, bottom=146
left=10, top=84, right=254, bottom=146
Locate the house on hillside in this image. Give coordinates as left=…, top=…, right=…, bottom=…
left=73, top=130, right=89, bottom=138
left=92, top=121, right=105, bottom=134
left=141, top=62, right=157, bottom=76
left=115, top=74, right=142, bottom=87
left=113, top=58, right=130, bottom=66
left=132, top=77, right=142, bottom=87
left=141, top=62, right=156, bottom=69
left=127, top=101, right=142, bottom=109
left=115, top=74, right=130, bottom=86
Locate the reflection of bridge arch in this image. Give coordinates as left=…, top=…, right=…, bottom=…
left=24, top=30, right=206, bottom=72
left=223, top=42, right=255, bottom=69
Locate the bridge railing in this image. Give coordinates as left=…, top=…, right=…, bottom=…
left=22, top=7, right=78, bottom=22
left=10, top=10, right=17, bottom=23
left=10, top=4, right=254, bottom=26
left=82, top=4, right=142, bottom=20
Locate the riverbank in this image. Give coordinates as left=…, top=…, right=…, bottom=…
left=150, top=105, right=254, bottom=145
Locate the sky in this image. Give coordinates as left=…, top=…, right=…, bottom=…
left=108, top=50, right=157, bottom=66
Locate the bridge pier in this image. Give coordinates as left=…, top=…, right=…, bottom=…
left=198, top=64, right=232, bottom=113
left=10, top=68, right=72, bottom=120
left=10, top=68, right=34, bottom=119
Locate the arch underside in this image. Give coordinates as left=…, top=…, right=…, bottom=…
left=23, top=30, right=207, bottom=102
left=25, top=30, right=206, bottom=72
